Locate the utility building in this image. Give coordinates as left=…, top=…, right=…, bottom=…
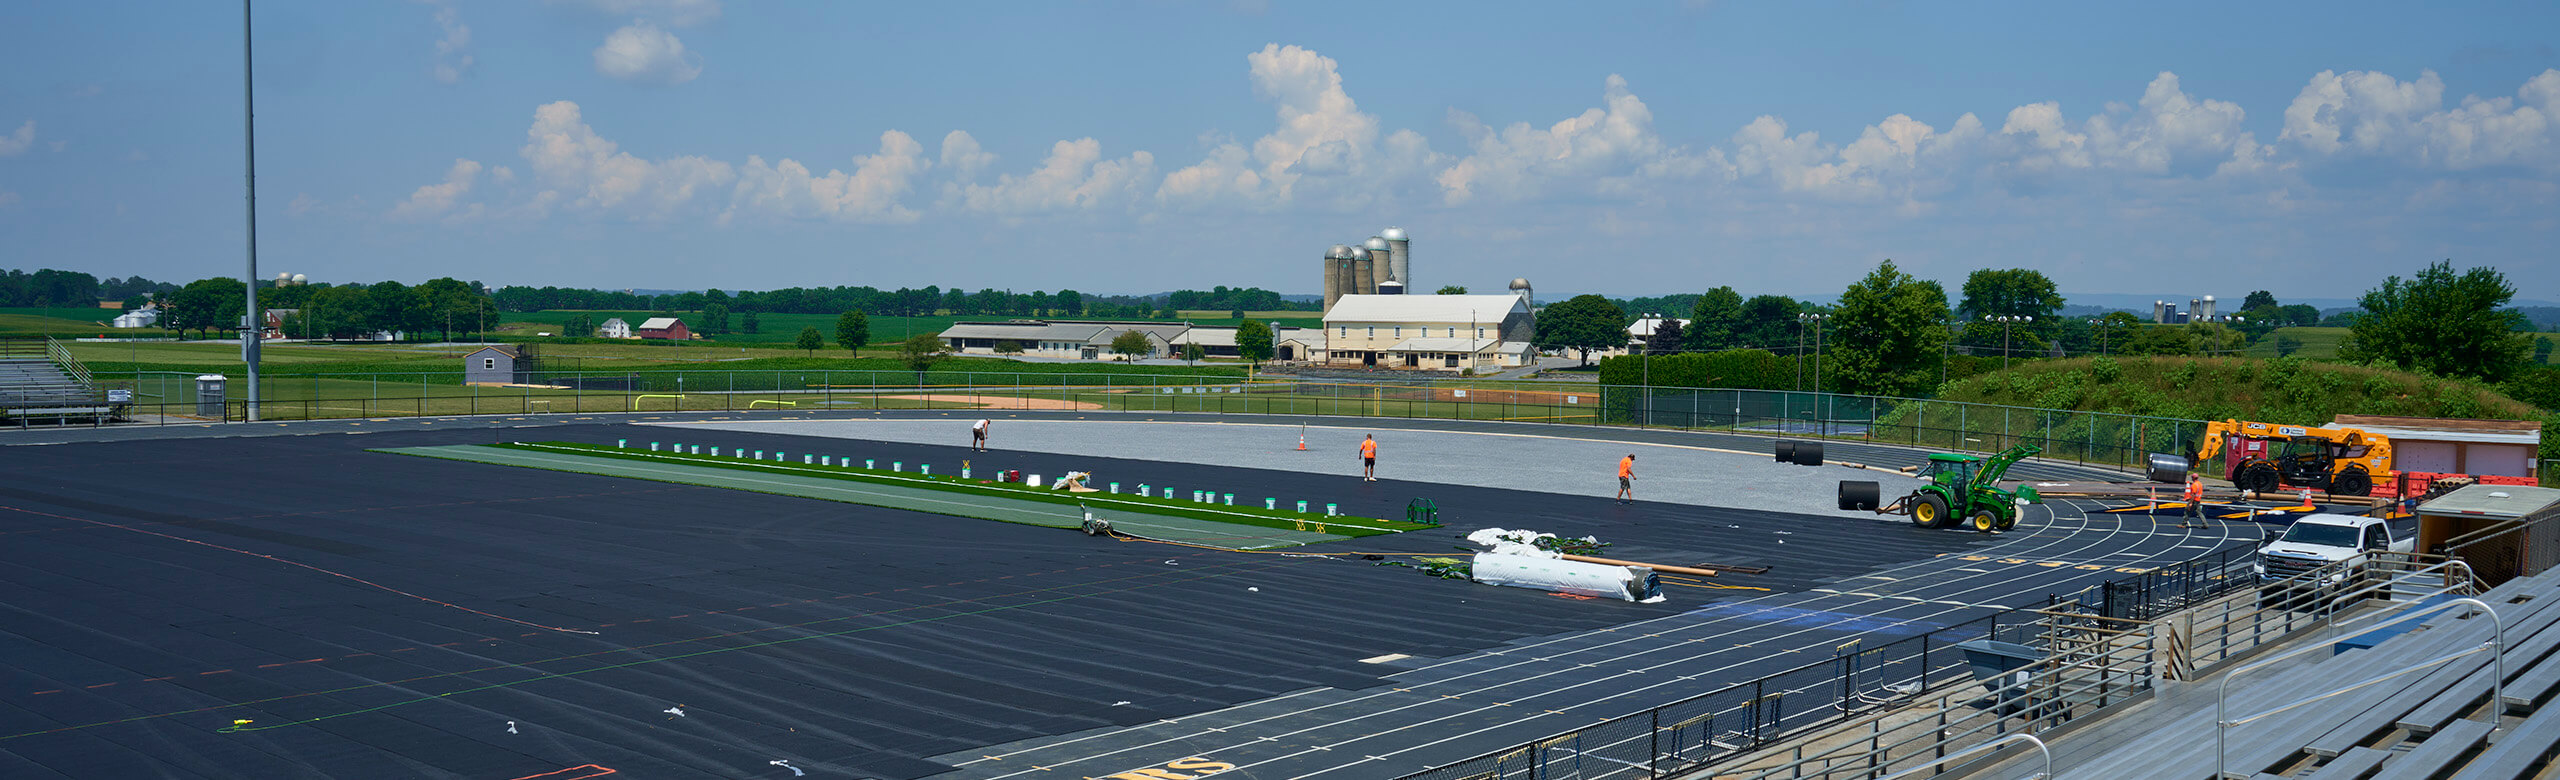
left=1320, top=294, right=1534, bottom=372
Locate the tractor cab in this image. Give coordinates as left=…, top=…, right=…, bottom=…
left=1921, top=453, right=1983, bottom=496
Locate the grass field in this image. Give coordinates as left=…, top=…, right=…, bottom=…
left=2239, top=327, right=2351, bottom=359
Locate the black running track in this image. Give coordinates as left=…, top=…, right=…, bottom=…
left=0, top=412, right=2227, bottom=778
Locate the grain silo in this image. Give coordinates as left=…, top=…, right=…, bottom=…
left=1351, top=243, right=1377, bottom=297
left=1364, top=236, right=1393, bottom=292
left=1381, top=226, right=1409, bottom=285
left=1322, top=245, right=1344, bottom=312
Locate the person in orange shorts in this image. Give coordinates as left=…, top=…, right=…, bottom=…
left=1616, top=454, right=1636, bottom=504
left=1359, top=435, right=1378, bottom=482
left=2180, top=473, right=2208, bottom=529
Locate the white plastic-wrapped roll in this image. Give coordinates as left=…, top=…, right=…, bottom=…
left=1471, top=552, right=1661, bottom=602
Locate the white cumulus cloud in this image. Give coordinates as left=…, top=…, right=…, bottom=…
left=0, top=121, right=32, bottom=156
left=1437, top=75, right=1712, bottom=204
left=724, top=131, right=932, bottom=225
left=2282, top=68, right=2559, bottom=171
left=594, top=21, right=703, bottom=86
left=520, top=100, right=735, bottom=219
left=954, top=138, right=1156, bottom=214
left=424, top=0, right=474, bottom=84
left=392, top=158, right=483, bottom=218
left=1157, top=44, right=1433, bottom=210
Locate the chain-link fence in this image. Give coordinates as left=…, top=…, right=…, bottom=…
left=62, top=370, right=2203, bottom=474
left=2048, top=542, right=2260, bottom=622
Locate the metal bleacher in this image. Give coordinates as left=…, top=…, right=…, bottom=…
left=0, top=337, right=117, bottom=425
left=2030, top=565, right=2560, bottom=780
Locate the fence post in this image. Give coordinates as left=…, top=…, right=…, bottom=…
left=1650, top=708, right=1661, bottom=777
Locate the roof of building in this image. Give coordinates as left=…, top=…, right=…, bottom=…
left=466, top=345, right=521, bottom=358
left=1275, top=327, right=1326, bottom=348
left=2419, top=484, right=2560, bottom=519
left=1388, top=337, right=1502, bottom=353
left=600, top=317, right=630, bottom=326
left=2330, top=415, right=2543, bottom=445
left=939, top=320, right=1191, bottom=346
left=1326, top=294, right=1529, bottom=323
left=1628, top=317, right=1686, bottom=338
left=1171, top=327, right=1237, bottom=347
left=638, top=317, right=685, bottom=330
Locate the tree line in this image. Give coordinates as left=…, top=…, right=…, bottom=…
left=1537, top=259, right=2544, bottom=399
left=0, top=268, right=182, bottom=308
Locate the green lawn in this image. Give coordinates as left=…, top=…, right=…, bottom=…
left=2240, top=327, right=2352, bottom=359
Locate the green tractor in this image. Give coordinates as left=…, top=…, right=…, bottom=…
left=1867, top=445, right=2045, bottom=532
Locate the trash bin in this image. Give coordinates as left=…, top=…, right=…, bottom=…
left=1956, top=639, right=2043, bottom=714
left=195, top=375, right=226, bottom=418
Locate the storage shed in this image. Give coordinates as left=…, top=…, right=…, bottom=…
left=464, top=345, right=532, bottom=386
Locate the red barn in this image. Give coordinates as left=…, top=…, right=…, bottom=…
left=637, top=317, right=693, bottom=340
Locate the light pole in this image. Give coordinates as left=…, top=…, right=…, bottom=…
left=1989, top=315, right=2032, bottom=372
left=1640, top=313, right=1657, bottom=428
left=1798, top=312, right=1830, bottom=393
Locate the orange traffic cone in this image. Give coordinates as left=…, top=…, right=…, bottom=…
left=2298, top=489, right=2316, bottom=510
left=1296, top=434, right=1308, bottom=451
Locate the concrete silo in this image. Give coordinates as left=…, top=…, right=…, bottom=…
left=1381, top=226, right=1410, bottom=286
left=1351, top=244, right=1376, bottom=297
left=1322, top=245, right=1344, bottom=312
left=1510, top=277, right=1534, bottom=309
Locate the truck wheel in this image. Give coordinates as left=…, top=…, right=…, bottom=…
left=2333, top=468, right=2371, bottom=497
left=1970, top=509, right=2000, bottom=533
left=1913, top=494, right=1948, bottom=529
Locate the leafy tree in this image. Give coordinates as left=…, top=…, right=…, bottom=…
left=1183, top=343, right=1206, bottom=363
left=1957, top=268, right=2064, bottom=353
left=1110, top=330, right=1154, bottom=360
left=1686, top=286, right=1743, bottom=351
left=2503, top=366, right=2560, bottom=410
left=2243, top=290, right=2279, bottom=311
left=1735, top=294, right=1804, bottom=351
left=2276, top=333, right=2306, bottom=357
left=2535, top=336, right=2554, bottom=364
left=1055, top=289, right=1084, bottom=316
left=698, top=303, right=731, bottom=335
left=2279, top=304, right=2322, bottom=327
left=2342, top=260, right=2533, bottom=381
left=565, top=313, right=594, bottom=337
left=1436, top=285, right=1469, bottom=295
left=368, top=281, right=431, bottom=338
left=1826, top=260, right=1950, bottom=397
left=1647, top=318, right=1685, bottom=355
left=741, top=311, right=762, bottom=334
left=1235, top=319, right=1275, bottom=367
left=1229, top=308, right=1246, bottom=320
left=165, top=277, right=247, bottom=337
left=2123, top=324, right=2196, bottom=355
left=835, top=310, right=870, bottom=354
left=1533, top=294, right=1629, bottom=366
left=993, top=340, right=1026, bottom=354
left=415, top=277, right=482, bottom=340
left=794, top=326, right=825, bottom=356
left=898, top=333, right=945, bottom=373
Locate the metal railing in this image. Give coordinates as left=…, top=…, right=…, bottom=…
left=58, top=369, right=2212, bottom=473
left=2214, top=596, right=2503, bottom=779
left=1385, top=611, right=2044, bottom=780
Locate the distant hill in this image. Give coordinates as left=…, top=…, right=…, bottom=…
left=1929, top=355, right=2545, bottom=427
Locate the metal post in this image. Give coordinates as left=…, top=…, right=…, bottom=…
left=241, top=0, right=261, bottom=422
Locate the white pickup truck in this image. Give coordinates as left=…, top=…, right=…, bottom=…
left=2254, top=513, right=2418, bottom=583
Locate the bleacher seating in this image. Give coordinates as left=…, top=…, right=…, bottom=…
left=0, top=350, right=110, bottom=423
left=2039, top=567, right=2560, bottom=779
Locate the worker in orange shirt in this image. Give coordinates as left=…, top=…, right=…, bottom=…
left=1359, top=435, right=1378, bottom=482
left=1616, top=454, right=1636, bottom=504
left=2180, top=473, right=2207, bottom=529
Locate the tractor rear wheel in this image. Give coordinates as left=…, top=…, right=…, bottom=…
left=1913, top=494, right=1949, bottom=529
left=1970, top=508, right=2000, bottom=533
left=1995, top=508, right=2020, bottom=531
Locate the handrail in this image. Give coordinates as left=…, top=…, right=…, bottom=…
left=1866, top=733, right=2050, bottom=780
left=44, top=336, right=94, bottom=390
left=2216, top=596, right=2502, bottom=780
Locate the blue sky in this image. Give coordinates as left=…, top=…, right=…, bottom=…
left=2, top=0, right=2556, bottom=302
